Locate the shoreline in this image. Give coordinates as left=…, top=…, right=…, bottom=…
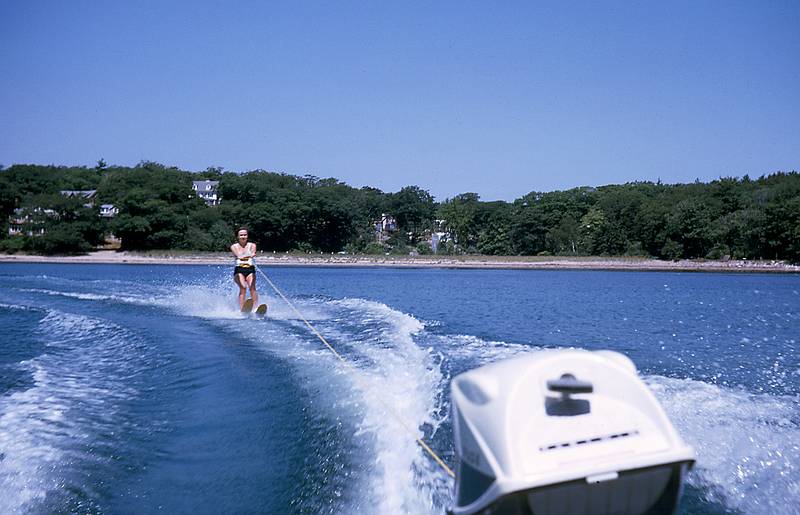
left=1, top=251, right=798, bottom=273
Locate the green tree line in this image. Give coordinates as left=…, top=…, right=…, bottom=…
left=1, top=161, right=798, bottom=262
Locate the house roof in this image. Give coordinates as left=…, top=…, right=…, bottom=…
left=60, top=189, right=97, bottom=198
left=192, top=180, right=219, bottom=192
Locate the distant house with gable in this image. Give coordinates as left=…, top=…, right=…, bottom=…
left=373, top=213, right=397, bottom=242
left=192, top=180, right=220, bottom=206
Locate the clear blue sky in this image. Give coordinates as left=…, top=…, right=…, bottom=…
left=1, top=1, right=798, bottom=201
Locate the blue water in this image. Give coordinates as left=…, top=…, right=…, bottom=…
left=0, top=264, right=798, bottom=514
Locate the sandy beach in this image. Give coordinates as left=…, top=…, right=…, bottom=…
left=1, top=251, right=797, bottom=273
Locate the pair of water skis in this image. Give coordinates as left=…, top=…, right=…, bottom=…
left=241, top=298, right=268, bottom=316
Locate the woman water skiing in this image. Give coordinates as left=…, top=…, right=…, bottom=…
left=231, top=227, right=259, bottom=311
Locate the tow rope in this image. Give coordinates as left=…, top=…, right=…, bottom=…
left=255, top=265, right=455, bottom=478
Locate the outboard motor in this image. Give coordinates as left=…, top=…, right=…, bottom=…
left=449, top=350, right=695, bottom=515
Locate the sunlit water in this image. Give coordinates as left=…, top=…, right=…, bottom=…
left=0, top=264, right=798, bottom=514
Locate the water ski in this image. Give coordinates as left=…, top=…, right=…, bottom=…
left=241, top=298, right=254, bottom=312
left=255, top=304, right=268, bottom=316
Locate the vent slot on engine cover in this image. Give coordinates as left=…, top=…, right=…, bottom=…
left=539, top=430, right=640, bottom=452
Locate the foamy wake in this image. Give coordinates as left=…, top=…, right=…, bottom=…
left=19, top=287, right=165, bottom=308
left=434, top=333, right=539, bottom=367
left=0, top=302, right=37, bottom=311
left=327, top=298, right=447, bottom=513
left=215, top=295, right=449, bottom=513
left=0, top=362, right=68, bottom=513
left=0, top=311, right=142, bottom=514
left=647, top=375, right=800, bottom=514
left=159, top=281, right=331, bottom=321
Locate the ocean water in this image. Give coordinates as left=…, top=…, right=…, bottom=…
left=0, top=264, right=798, bottom=514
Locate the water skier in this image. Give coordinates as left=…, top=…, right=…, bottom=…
left=231, top=227, right=259, bottom=311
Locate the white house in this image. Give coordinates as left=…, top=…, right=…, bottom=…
left=99, top=204, right=118, bottom=218
left=8, top=207, right=56, bottom=236
left=192, top=180, right=220, bottom=206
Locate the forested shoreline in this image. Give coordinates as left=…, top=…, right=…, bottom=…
left=1, top=161, right=798, bottom=262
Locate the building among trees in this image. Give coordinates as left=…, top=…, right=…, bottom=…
left=374, top=214, right=397, bottom=243
left=192, top=180, right=220, bottom=206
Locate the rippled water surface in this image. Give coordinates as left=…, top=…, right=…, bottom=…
left=0, top=264, right=798, bottom=513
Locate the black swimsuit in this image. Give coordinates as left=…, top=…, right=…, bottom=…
left=234, top=266, right=254, bottom=277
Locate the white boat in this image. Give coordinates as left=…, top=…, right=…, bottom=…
left=449, top=349, right=695, bottom=515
